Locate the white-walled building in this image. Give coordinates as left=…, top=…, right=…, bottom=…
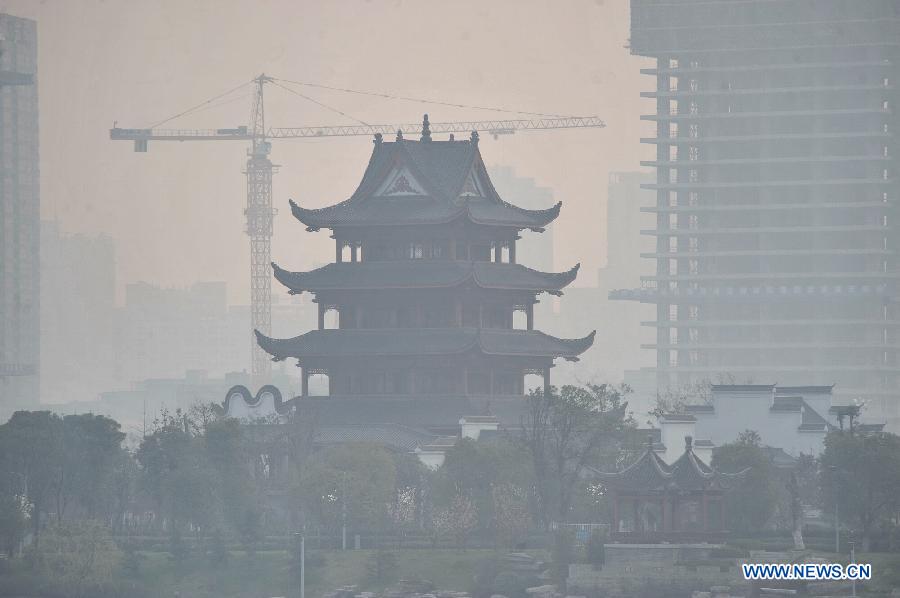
left=656, top=384, right=883, bottom=463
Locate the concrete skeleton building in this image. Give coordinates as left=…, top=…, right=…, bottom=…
left=616, top=1, right=900, bottom=428
left=0, top=14, right=39, bottom=417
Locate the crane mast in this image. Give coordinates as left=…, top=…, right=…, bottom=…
left=110, top=75, right=605, bottom=385
left=245, top=75, right=275, bottom=380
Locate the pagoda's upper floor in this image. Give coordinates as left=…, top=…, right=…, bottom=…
left=289, top=121, right=561, bottom=236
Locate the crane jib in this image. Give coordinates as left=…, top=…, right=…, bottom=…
left=109, top=117, right=605, bottom=142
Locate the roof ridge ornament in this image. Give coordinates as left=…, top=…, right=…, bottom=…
left=685, top=435, right=693, bottom=451
left=421, top=114, right=432, bottom=142
left=374, top=132, right=383, bottom=145
left=470, top=130, right=479, bottom=146
left=396, top=129, right=404, bottom=142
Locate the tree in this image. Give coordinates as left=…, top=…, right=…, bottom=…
left=521, top=383, right=634, bottom=527
left=820, top=430, right=900, bottom=551
left=28, top=521, right=123, bottom=598
left=433, top=492, right=478, bottom=550
left=0, top=411, right=64, bottom=544
left=57, top=414, right=126, bottom=522
left=712, top=430, right=779, bottom=532
left=491, top=482, right=529, bottom=548
left=298, top=443, right=397, bottom=535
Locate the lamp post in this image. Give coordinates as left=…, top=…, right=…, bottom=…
left=294, top=532, right=305, bottom=598
left=828, top=465, right=839, bottom=553
left=848, top=539, right=856, bottom=598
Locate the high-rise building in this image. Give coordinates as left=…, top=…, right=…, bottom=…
left=0, top=14, right=39, bottom=418
left=619, top=1, right=900, bottom=428
left=41, top=221, right=116, bottom=403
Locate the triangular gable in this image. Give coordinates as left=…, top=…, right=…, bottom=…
left=376, top=166, right=427, bottom=197
left=459, top=169, right=486, bottom=198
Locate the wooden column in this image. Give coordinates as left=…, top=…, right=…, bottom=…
left=301, top=367, right=309, bottom=397
left=509, top=239, right=516, bottom=264
left=317, top=303, right=326, bottom=330
left=612, top=494, right=620, bottom=533
left=543, top=366, right=551, bottom=397
left=327, top=372, right=332, bottom=397
left=494, top=243, right=502, bottom=263
left=335, top=240, right=343, bottom=262
left=661, top=496, right=668, bottom=532
left=702, top=493, right=709, bottom=531
left=526, top=303, right=534, bottom=330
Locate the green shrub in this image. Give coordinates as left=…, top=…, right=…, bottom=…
left=492, top=571, right=531, bottom=598
left=585, top=531, right=605, bottom=568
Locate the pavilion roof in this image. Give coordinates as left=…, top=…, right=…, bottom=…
left=272, top=261, right=580, bottom=295
left=255, top=327, right=595, bottom=362
left=288, top=132, right=561, bottom=231
left=594, top=437, right=748, bottom=494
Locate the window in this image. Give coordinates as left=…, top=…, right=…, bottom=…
left=408, top=243, right=424, bottom=259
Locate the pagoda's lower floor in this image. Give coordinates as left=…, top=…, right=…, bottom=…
left=298, top=357, right=554, bottom=397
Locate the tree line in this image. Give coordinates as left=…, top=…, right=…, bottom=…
left=2, top=383, right=900, bottom=559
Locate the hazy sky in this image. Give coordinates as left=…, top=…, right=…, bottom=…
left=4, top=0, right=653, bottom=304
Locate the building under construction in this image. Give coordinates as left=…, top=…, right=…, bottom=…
left=0, top=14, right=39, bottom=417
left=616, top=1, right=900, bottom=428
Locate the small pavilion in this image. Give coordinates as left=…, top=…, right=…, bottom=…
left=595, top=436, right=748, bottom=541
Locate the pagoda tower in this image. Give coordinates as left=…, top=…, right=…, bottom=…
left=256, top=117, right=594, bottom=421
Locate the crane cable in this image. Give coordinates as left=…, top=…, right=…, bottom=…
left=268, top=80, right=371, bottom=127
left=272, top=76, right=577, bottom=119
left=148, top=78, right=256, bottom=129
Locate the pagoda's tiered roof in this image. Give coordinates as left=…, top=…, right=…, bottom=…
left=594, top=437, right=748, bottom=494
left=255, top=328, right=595, bottom=362
left=289, top=135, right=561, bottom=231
left=272, top=261, right=580, bottom=295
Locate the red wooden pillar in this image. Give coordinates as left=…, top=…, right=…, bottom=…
left=335, top=240, right=343, bottom=262
left=526, top=303, right=534, bottom=330
left=301, top=367, right=309, bottom=397
left=509, top=240, right=517, bottom=264
left=317, top=303, right=326, bottom=330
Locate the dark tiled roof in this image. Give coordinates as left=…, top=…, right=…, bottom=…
left=710, top=384, right=776, bottom=392
left=798, top=400, right=830, bottom=432
left=660, top=413, right=697, bottom=422
left=256, top=328, right=595, bottom=361
left=594, top=439, right=748, bottom=493
left=272, top=261, right=580, bottom=295
left=289, top=139, right=561, bottom=230
left=771, top=396, right=803, bottom=412
left=776, top=385, right=834, bottom=395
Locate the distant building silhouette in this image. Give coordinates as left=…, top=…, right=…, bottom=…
left=0, top=14, right=39, bottom=418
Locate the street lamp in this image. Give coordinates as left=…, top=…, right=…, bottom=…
left=294, top=532, right=305, bottom=598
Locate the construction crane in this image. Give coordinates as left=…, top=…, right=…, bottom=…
left=110, top=74, right=605, bottom=384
